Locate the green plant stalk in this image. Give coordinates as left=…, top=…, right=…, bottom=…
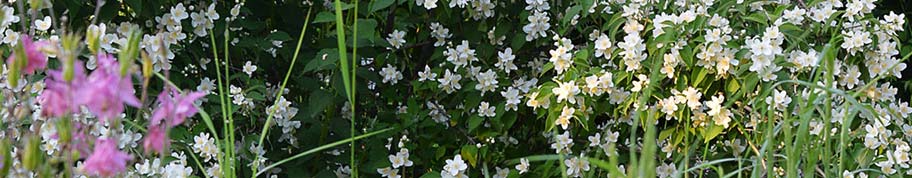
left=222, top=20, right=238, bottom=178
left=253, top=7, right=313, bottom=178
left=333, top=0, right=357, bottom=177
left=350, top=0, right=359, bottom=176
left=207, top=27, right=232, bottom=178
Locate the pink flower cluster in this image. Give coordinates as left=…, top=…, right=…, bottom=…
left=7, top=35, right=49, bottom=74
left=82, top=139, right=131, bottom=177
left=144, top=86, right=206, bottom=154
left=39, top=53, right=140, bottom=121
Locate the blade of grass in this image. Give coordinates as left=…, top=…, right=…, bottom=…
left=254, top=127, right=396, bottom=176
left=252, top=7, right=314, bottom=178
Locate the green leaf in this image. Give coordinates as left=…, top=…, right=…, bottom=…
left=468, top=116, right=484, bottom=132
left=313, top=11, right=336, bottom=23
left=461, top=145, right=479, bottom=167
left=370, top=0, right=395, bottom=13
left=304, top=48, right=340, bottom=72
left=703, top=123, right=725, bottom=143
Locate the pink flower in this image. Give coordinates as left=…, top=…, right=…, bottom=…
left=38, top=61, right=86, bottom=117
left=151, top=87, right=207, bottom=126
left=76, top=53, right=140, bottom=121
left=6, top=35, right=48, bottom=74
left=143, top=125, right=167, bottom=154
left=83, top=139, right=132, bottom=177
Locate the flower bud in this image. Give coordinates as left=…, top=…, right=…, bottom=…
left=56, top=118, right=72, bottom=144
left=119, top=27, right=142, bottom=76
left=60, top=34, right=81, bottom=82
left=0, top=139, right=11, bottom=176
left=23, top=136, right=43, bottom=171
left=85, top=25, right=103, bottom=55
left=142, top=51, right=152, bottom=79
left=8, top=42, right=27, bottom=89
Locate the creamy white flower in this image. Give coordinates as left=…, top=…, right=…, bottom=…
left=386, top=29, right=406, bottom=49
left=418, top=65, right=437, bottom=82
left=551, top=131, right=573, bottom=154
left=841, top=30, right=872, bottom=55
left=765, top=89, right=792, bottom=112
left=493, top=167, right=510, bottom=178
left=594, top=33, right=612, bottom=58
left=243, top=61, right=257, bottom=76
left=377, top=167, right=401, bottom=178
left=556, top=106, right=575, bottom=129
left=515, top=158, right=530, bottom=174
left=171, top=3, right=189, bottom=21
left=475, top=69, right=498, bottom=95
left=553, top=81, right=580, bottom=104
left=380, top=64, right=404, bottom=85
left=523, top=10, right=551, bottom=41
left=443, top=155, right=468, bottom=176
left=564, top=155, right=590, bottom=177
left=34, top=16, right=51, bottom=31
left=416, top=0, right=438, bottom=9
left=389, top=149, right=413, bottom=168
left=502, top=87, right=522, bottom=111
left=496, top=48, right=518, bottom=74
left=438, top=69, right=462, bottom=94
left=478, top=101, right=496, bottom=117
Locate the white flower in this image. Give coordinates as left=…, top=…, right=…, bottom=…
left=525, top=0, right=550, bottom=11
left=496, top=48, right=518, bottom=74
left=588, top=133, right=601, bottom=147
left=593, top=33, right=612, bottom=58
left=386, top=29, right=406, bottom=49
left=502, top=87, right=522, bottom=111
left=679, top=87, right=702, bottom=111
left=171, top=3, right=189, bottom=21
left=443, top=155, right=468, bottom=176
left=417, top=0, right=438, bottom=9
left=556, top=106, right=575, bottom=129
left=656, top=162, right=677, bottom=178
left=377, top=167, right=401, bottom=178
left=551, top=131, right=573, bottom=154
left=3, top=29, right=19, bottom=45
left=438, top=69, right=463, bottom=93
left=34, top=16, right=51, bottom=31
left=658, top=97, right=678, bottom=118
left=493, top=167, right=510, bottom=178
left=549, top=37, right=574, bottom=74
left=841, top=30, right=872, bottom=55
left=448, top=0, right=469, bottom=8
left=430, top=22, right=451, bottom=46
left=389, top=149, right=414, bottom=168
left=705, top=94, right=732, bottom=128
left=631, top=74, right=648, bottom=92
left=840, top=65, right=861, bottom=89
left=380, top=64, right=404, bottom=85
left=243, top=61, right=257, bottom=76
left=418, top=65, right=437, bottom=82
left=552, top=81, right=580, bottom=104
left=162, top=161, right=194, bottom=178
left=444, top=41, right=478, bottom=70
left=619, top=33, right=647, bottom=71
left=564, top=155, right=590, bottom=177
left=523, top=10, right=551, bottom=41
left=197, top=77, right=216, bottom=94
left=478, top=101, right=496, bottom=117
left=515, top=158, right=530, bottom=174
left=475, top=69, right=499, bottom=95
left=207, top=3, right=220, bottom=20
left=765, top=89, right=791, bottom=112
